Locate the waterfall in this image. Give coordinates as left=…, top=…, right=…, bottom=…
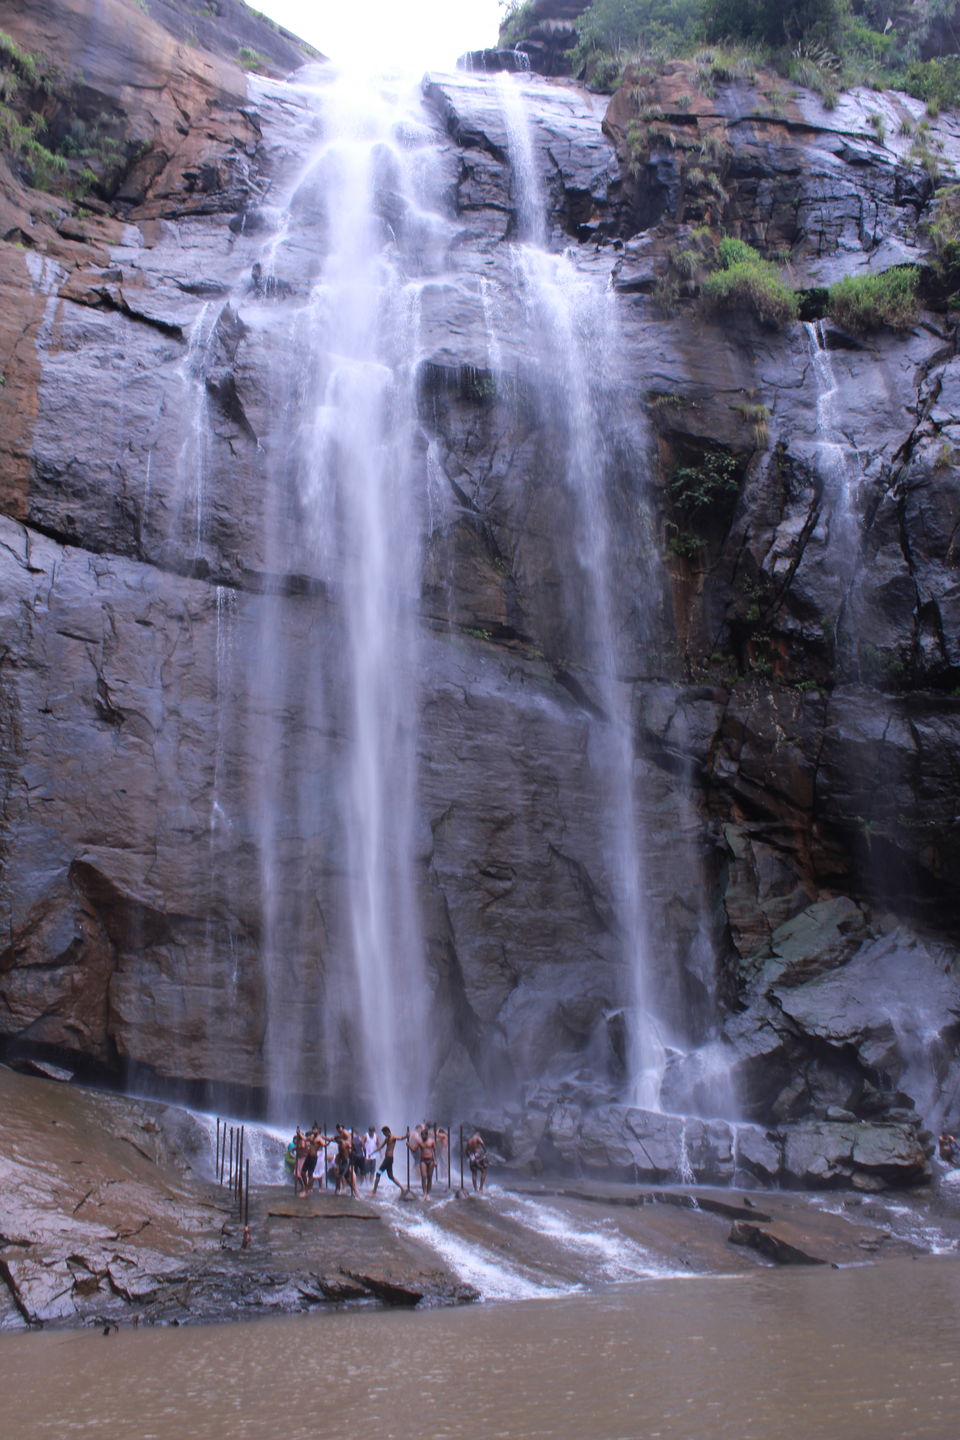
left=249, top=65, right=447, bottom=1120
left=181, top=62, right=723, bottom=1125
left=495, top=72, right=547, bottom=245
left=802, top=318, right=861, bottom=549
left=174, top=301, right=219, bottom=563
left=492, top=75, right=667, bottom=1108
left=801, top=316, right=868, bottom=682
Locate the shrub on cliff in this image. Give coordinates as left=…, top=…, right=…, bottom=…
left=701, top=0, right=845, bottom=49
left=701, top=240, right=799, bottom=327
left=826, top=267, right=919, bottom=331
left=566, top=0, right=702, bottom=85
left=0, top=30, right=69, bottom=192
left=667, top=445, right=742, bottom=555
left=924, top=186, right=960, bottom=302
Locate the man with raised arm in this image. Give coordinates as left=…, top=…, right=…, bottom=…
left=372, top=1125, right=408, bottom=1195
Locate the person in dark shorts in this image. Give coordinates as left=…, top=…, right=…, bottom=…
left=466, top=1131, right=488, bottom=1192
left=333, top=1124, right=359, bottom=1198
left=301, top=1126, right=320, bottom=1195
left=372, top=1125, right=408, bottom=1195
left=412, top=1124, right=437, bottom=1197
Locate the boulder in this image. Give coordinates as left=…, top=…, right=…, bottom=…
left=782, top=1121, right=929, bottom=1188
left=732, top=1124, right=782, bottom=1184
left=772, top=931, right=960, bottom=1116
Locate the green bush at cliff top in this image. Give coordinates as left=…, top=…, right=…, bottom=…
left=540, top=0, right=960, bottom=109
left=826, top=267, right=919, bottom=332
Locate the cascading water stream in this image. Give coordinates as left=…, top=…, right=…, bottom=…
left=252, top=65, right=447, bottom=1120
left=802, top=317, right=868, bottom=682
left=493, top=74, right=666, bottom=1108
left=170, top=63, right=728, bottom=1133
left=174, top=301, right=219, bottom=561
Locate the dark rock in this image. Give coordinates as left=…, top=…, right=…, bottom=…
left=343, top=1269, right=425, bottom=1306
left=728, top=1219, right=828, bottom=1265
left=782, top=1120, right=930, bottom=1188
left=316, top=1274, right=371, bottom=1301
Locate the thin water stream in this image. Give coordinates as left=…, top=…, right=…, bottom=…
left=4, top=1257, right=960, bottom=1439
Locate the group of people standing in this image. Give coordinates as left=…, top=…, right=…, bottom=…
left=288, top=1123, right=488, bottom=1198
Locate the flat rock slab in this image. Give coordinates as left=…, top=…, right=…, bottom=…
left=729, top=1219, right=830, bottom=1265
left=265, top=1195, right=379, bottom=1221
left=502, top=1177, right=924, bottom=1272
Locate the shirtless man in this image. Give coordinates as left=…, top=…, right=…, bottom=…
left=372, top=1126, right=408, bottom=1195
left=465, top=1131, right=488, bottom=1193
left=333, top=1124, right=359, bottom=1198
left=302, top=1125, right=322, bottom=1195
left=412, top=1123, right=438, bottom=1197
left=292, top=1127, right=307, bottom=1196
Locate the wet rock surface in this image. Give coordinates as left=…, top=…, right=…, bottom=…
left=5, top=1069, right=956, bottom=1332
left=0, top=0, right=959, bottom=1161
left=0, top=1067, right=476, bottom=1330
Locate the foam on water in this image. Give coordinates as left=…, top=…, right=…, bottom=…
left=384, top=1198, right=565, bottom=1301
left=498, top=1192, right=689, bottom=1282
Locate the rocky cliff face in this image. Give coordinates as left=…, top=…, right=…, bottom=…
left=1, top=1, right=959, bottom=1191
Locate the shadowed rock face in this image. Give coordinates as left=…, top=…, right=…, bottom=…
left=0, top=4, right=958, bottom=1189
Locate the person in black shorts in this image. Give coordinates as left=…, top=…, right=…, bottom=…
left=466, top=1131, right=488, bottom=1192
left=333, top=1124, right=359, bottom=1198
left=372, top=1125, right=408, bottom=1194
left=302, top=1125, right=321, bottom=1195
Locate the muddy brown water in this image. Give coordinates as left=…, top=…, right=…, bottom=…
left=4, top=1254, right=960, bottom=1440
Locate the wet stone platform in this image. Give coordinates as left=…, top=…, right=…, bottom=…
left=2, top=1068, right=956, bottom=1329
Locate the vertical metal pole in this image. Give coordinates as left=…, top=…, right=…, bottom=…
left=238, top=1126, right=245, bottom=1205
left=406, top=1129, right=411, bottom=1192
left=323, top=1123, right=328, bottom=1191
left=228, top=1127, right=234, bottom=1190
left=459, top=1125, right=464, bottom=1193
left=216, top=1117, right=221, bottom=1181
left=245, top=1157, right=250, bottom=1227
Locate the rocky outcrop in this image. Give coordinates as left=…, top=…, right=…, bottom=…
left=494, top=0, right=588, bottom=77
left=1, top=2, right=959, bottom=1194
left=0, top=1066, right=478, bottom=1329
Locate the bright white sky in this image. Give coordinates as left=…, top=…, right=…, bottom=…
left=252, top=0, right=505, bottom=70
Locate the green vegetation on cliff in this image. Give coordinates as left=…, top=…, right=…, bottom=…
left=657, top=230, right=800, bottom=327
left=826, top=266, right=920, bottom=329
left=702, top=236, right=800, bottom=325
left=0, top=31, right=69, bottom=192
left=504, top=0, right=960, bottom=107
left=0, top=28, right=134, bottom=198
